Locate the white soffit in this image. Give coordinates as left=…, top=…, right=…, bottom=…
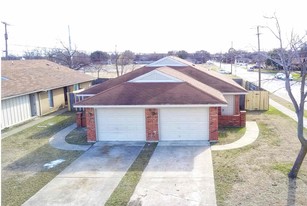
left=147, top=56, right=188, bottom=67
left=129, top=69, right=183, bottom=83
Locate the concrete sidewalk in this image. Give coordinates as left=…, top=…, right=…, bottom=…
left=49, top=123, right=92, bottom=151
left=1, top=108, right=67, bottom=139
left=211, top=121, right=259, bottom=151
left=270, top=99, right=307, bottom=129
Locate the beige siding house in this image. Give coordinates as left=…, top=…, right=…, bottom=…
left=1, top=59, right=95, bottom=129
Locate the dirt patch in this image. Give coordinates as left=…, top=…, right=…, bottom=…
left=213, top=108, right=307, bottom=206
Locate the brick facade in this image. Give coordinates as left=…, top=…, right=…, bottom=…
left=209, top=107, right=219, bottom=142
left=145, top=108, right=159, bottom=141
left=85, top=108, right=96, bottom=142
left=76, top=112, right=86, bottom=127
left=218, top=95, right=246, bottom=127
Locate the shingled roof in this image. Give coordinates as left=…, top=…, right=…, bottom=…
left=1, top=60, right=95, bottom=99
left=75, top=56, right=246, bottom=107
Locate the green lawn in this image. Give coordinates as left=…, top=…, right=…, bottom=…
left=1, top=112, right=84, bottom=206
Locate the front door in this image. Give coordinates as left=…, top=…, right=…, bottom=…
left=29, top=93, right=38, bottom=116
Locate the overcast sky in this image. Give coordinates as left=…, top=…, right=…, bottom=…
left=1, top=0, right=306, bottom=55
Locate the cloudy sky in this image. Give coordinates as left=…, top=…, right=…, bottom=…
left=1, top=0, right=306, bottom=55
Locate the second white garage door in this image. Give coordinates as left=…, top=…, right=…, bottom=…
left=160, top=108, right=209, bottom=141
left=96, top=108, right=145, bottom=141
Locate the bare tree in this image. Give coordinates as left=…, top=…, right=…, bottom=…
left=265, top=14, right=307, bottom=178
left=113, top=50, right=135, bottom=77
left=47, top=42, right=90, bottom=70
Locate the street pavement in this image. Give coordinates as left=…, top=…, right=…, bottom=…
left=215, top=62, right=305, bottom=107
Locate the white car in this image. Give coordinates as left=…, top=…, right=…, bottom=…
left=275, top=72, right=293, bottom=80
left=218, top=69, right=231, bottom=74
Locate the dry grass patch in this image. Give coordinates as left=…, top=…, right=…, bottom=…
left=213, top=107, right=307, bottom=206
left=1, top=112, right=84, bottom=206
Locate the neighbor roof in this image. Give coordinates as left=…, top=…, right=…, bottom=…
left=1, top=59, right=95, bottom=99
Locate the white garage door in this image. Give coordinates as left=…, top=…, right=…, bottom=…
left=96, top=108, right=145, bottom=141
left=160, top=108, right=209, bottom=141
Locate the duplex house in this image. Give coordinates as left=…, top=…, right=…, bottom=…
left=1, top=59, right=95, bottom=129
left=74, top=56, right=247, bottom=142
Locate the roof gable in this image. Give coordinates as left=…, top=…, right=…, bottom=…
left=147, top=56, right=189, bottom=67
left=129, top=69, right=183, bottom=83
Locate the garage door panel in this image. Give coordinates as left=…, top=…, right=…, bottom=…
left=160, top=108, right=209, bottom=141
left=96, top=108, right=145, bottom=141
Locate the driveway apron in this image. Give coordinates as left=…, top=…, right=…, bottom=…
left=23, top=142, right=144, bottom=206
left=129, top=142, right=217, bottom=206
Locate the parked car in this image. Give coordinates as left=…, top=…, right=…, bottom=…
left=275, top=72, right=293, bottom=80
left=248, top=65, right=263, bottom=71
left=218, top=69, right=231, bottom=74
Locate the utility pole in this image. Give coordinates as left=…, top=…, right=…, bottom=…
left=68, top=25, right=72, bottom=52
left=228, top=42, right=235, bottom=74
left=257, top=26, right=261, bottom=90
left=2, top=21, right=9, bottom=59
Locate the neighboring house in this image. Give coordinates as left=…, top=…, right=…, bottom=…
left=74, top=56, right=247, bottom=142
left=1, top=59, right=95, bottom=129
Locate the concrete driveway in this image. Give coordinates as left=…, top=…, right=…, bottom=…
left=128, top=141, right=217, bottom=206
left=23, top=142, right=144, bottom=206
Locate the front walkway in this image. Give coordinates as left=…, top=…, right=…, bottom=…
left=49, top=123, right=92, bottom=151
left=211, top=121, right=259, bottom=151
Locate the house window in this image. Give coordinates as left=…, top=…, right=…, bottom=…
left=73, top=84, right=80, bottom=91
left=48, top=90, right=54, bottom=108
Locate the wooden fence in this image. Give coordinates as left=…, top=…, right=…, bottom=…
left=245, top=90, right=269, bottom=110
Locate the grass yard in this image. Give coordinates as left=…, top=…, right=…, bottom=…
left=1, top=112, right=84, bottom=206
left=270, top=93, right=307, bottom=118
left=215, top=127, right=246, bottom=145
left=65, top=127, right=92, bottom=145
left=212, top=106, right=307, bottom=206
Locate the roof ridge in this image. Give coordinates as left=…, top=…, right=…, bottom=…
left=192, top=65, right=246, bottom=92
left=157, top=67, right=227, bottom=103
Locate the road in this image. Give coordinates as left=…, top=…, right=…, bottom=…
left=214, top=62, right=305, bottom=106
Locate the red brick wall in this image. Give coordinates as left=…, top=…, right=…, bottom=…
left=240, top=111, right=246, bottom=127
left=209, top=107, right=219, bottom=142
left=218, top=95, right=246, bottom=127
left=85, top=108, right=96, bottom=142
left=76, top=112, right=82, bottom=127
left=76, top=112, right=86, bottom=127
left=218, top=111, right=246, bottom=127
left=145, top=109, right=159, bottom=141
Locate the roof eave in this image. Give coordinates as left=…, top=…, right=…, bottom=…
left=74, top=104, right=228, bottom=108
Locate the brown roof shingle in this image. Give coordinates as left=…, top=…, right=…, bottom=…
left=75, top=82, right=227, bottom=106
left=1, top=59, right=95, bottom=98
